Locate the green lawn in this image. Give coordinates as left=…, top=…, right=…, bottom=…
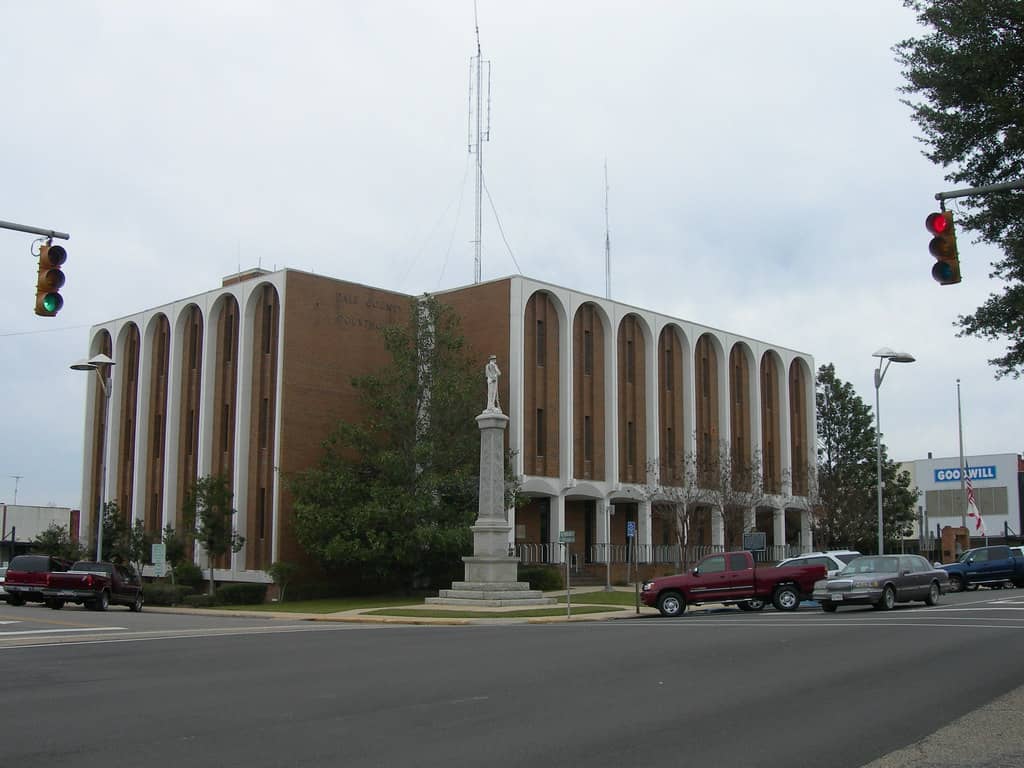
left=362, top=605, right=620, bottom=619
left=200, top=589, right=642, bottom=616
left=217, top=596, right=424, bottom=614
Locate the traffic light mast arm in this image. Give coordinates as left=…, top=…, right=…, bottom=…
left=935, top=178, right=1024, bottom=204
left=0, top=219, right=70, bottom=241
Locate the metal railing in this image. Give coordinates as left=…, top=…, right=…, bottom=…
left=513, top=540, right=807, bottom=567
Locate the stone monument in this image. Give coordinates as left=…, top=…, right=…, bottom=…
left=426, top=356, right=555, bottom=607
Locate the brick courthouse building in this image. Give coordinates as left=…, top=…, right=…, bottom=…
left=77, top=269, right=816, bottom=583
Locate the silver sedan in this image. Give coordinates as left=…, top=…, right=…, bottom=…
left=812, top=554, right=949, bottom=612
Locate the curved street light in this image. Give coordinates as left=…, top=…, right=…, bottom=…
left=71, top=353, right=116, bottom=560
left=872, top=348, right=915, bottom=555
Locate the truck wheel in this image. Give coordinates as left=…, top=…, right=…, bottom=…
left=772, top=585, right=800, bottom=611
left=821, top=602, right=838, bottom=612
left=657, top=591, right=685, bottom=617
left=45, top=599, right=65, bottom=610
left=91, top=591, right=110, bottom=612
left=876, top=585, right=896, bottom=611
left=130, top=592, right=143, bottom=613
left=8, top=595, right=25, bottom=607
left=947, top=575, right=965, bottom=593
left=745, top=598, right=766, bottom=611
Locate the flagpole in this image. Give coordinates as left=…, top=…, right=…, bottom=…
left=956, top=379, right=966, bottom=528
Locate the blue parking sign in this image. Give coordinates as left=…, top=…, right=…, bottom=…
left=627, top=521, right=636, bottom=538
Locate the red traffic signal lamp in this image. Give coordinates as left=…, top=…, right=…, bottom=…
left=926, top=210, right=960, bottom=285
left=35, top=242, right=67, bottom=316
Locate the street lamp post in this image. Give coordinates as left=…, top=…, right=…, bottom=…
left=71, top=353, right=116, bottom=561
left=872, top=347, right=915, bottom=556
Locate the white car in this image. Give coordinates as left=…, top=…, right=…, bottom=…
left=777, top=551, right=862, bottom=578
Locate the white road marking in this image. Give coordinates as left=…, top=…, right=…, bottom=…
left=0, top=627, right=124, bottom=636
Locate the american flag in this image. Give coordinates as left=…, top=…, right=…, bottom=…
left=965, top=465, right=986, bottom=536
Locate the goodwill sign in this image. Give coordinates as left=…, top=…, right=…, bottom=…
left=934, top=465, right=997, bottom=483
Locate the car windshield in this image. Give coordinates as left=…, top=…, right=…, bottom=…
left=838, top=556, right=901, bottom=576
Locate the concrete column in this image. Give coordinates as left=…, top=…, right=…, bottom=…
left=800, top=509, right=812, bottom=553
left=711, top=506, right=725, bottom=548
left=554, top=493, right=566, bottom=564
left=773, top=506, right=786, bottom=558
left=639, top=499, right=652, bottom=563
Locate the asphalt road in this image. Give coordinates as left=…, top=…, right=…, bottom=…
left=3, top=591, right=1024, bottom=767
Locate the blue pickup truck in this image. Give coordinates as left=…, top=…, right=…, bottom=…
left=940, top=545, right=1024, bottom=592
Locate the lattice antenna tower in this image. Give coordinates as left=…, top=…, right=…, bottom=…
left=468, top=6, right=491, bottom=284
left=605, top=160, right=611, bottom=299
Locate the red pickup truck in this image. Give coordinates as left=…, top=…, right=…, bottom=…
left=41, top=561, right=144, bottom=612
left=641, top=550, right=826, bottom=616
left=3, top=554, right=72, bottom=605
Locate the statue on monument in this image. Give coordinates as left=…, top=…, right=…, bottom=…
left=485, top=355, right=501, bottom=413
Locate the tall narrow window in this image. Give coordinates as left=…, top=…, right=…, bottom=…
left=221, top=403, right=230, bottom=452
left=189, top=326, right=197, bottom=370
left=626, top=339, right=635, bottom=384
left=702, top=355, right=710, bottom=398
left=185, top=410, right=194, bottom=456
left=258, top=488, right=266, bottom=540
left=224, top=313, right=234, bottom=364
left=665, top=349, right=673, bottom=391
left=667, top=427, right=675, bottom=469
left=627, top=421, right=636, bottom=466
left=536, top=409, right=546, bottom=456
left=153, top=415, right=162, bottom=459
left=584, top=329, right=593, bottom=375
left=262, top=305, right=273, bottom=354
left=584, top=415, right=593, bottom=460
left=259, top=397, right=269, bottom=449
left=536, top=320, right=546, bottom=367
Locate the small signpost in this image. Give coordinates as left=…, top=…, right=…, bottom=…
left=559, top=530, right=575, bottom=618
left=627, top=522, right=639, bottom=613
left=151, top=542, right=166, bottom=578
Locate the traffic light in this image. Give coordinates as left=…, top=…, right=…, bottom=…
left=35, top=242, right=67, bottom=316
left=926, top=210, right=960, bottom=285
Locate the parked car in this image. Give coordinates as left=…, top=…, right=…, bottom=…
left=640, top=550, right=826, bottom=617
left=3, top=554, right=72, bottom=605
left=812, top=554, right=949, bottom=612
left=41, top=561, right=144, bottom=611
left=777, top=550, right=862, bottom=577
left=0, top=564, right=7, bottom=594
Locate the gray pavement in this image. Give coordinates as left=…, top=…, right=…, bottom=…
left=859, top=683, right=1024, bottom=768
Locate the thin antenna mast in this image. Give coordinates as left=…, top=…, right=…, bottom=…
left=468, top=2, right=491, bottom=283
left=604, top=159, right=611, bottom=299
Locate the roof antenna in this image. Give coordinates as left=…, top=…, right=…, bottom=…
left=605, top=159, right=611, bottom=299
left=468, top=0, right=491, bottom=283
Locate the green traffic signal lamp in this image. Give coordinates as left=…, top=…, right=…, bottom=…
left=926, top=211, right=961, bottom=285
left=35, top=243, right=67, bottom=316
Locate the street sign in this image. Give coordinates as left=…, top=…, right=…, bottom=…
left=558, top=530, right=575, bottom=544
left=627, top=521, right=636, bottom=538
left=151, top=542, right=166, bottom=577
left=742, top=532, right=767, bottom=552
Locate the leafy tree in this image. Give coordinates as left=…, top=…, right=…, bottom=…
left=161, top=524, right=190, bottom=585
left=32, top=522, right=86, bottom=562
left=120, top=520, right=153, bottom=579
left=266, top=561, right=299, bottom=602
left=895, top=1, right=1024, bottom=378
left=290, top=296, right=488, bottom=590
left=182, top=474, right=245, bottom=595
left=815, top=364, right=919, bottom=552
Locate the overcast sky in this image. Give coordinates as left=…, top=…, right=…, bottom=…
left=2, top=2, right=1020, bottom=510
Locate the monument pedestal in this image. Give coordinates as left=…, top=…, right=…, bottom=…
left=427, top=408, right=555, bottom=608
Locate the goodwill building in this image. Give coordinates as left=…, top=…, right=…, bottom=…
left=77, top=269, right=817, bottom=584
